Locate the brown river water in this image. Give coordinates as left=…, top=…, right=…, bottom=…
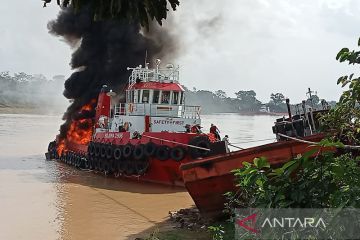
left=0, top=113, right=277, bottom=240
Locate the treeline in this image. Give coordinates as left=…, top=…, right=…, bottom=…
left=0, top=72, right=67, bottom=113
left=185, top=87, right=337, bottom=114
left=0, top=71, right=336, bottom=115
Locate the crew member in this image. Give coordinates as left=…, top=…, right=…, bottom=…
left=191, top=124, right=202, bottom=134
left=222, top=135, right=230, bottom=153
left=210, top=123, right=221, bottom=140
left=185, top=124, right=191, bottom=133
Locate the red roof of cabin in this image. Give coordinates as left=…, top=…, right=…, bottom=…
left=131, top=82, right=184, bottom=92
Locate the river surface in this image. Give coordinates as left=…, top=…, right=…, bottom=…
left=0, top=113, right=278, bottom=240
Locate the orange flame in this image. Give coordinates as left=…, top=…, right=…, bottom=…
left=57, top=100, right=96, bottom=155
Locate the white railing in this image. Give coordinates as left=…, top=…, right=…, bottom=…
left=183, top=106, right=201, bottom=119
left=127, top=65, right=179, bottom=86
left=113, top=103, right=200, bottom=119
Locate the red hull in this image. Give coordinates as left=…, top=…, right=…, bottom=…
left=180, top=134, right=334, bottom=218
left=64, top=132, right=225, bottom=186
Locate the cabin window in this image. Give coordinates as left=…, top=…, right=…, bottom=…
left=161, top=91, right=170, bottom=104
left=153, top=90, right=160, bottom=104
left=142, top=90, right=150, bottom=103
left=137, top=90, right=141, bottom=103
left=180, top=92, right=184, bottom=104
left=172, top=91, right=179, bottom=104
left=128, top=90, right=135, bottom=103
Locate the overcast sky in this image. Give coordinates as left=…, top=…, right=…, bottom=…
left=1, top=0, right=360, bottom=102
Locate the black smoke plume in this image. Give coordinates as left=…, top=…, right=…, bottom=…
left=48, top=5, right=177, bottom=140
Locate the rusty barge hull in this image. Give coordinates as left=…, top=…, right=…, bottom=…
left=180, top=134, right=332, bottom=218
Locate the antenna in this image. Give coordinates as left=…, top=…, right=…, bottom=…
left=144, top=50, right=148, bottom=69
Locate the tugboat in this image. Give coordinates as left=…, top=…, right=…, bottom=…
left=46, top=60, right=226, bottom=186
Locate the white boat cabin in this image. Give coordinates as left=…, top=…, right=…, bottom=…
left=108, top=60, right=201, bottom=136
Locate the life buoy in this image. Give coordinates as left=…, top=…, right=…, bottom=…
left=144, top=142, right=157, bottom=157
left=106, top=145, right=113, bottom=159
left=188, top=136, right=211, bottom=159
left=170, top=146, right=187, bottom=162
left=133, top=144, right=145, bottom=160
left=123, top=144, right=134, bottom=159
left=113, top=147, right=122, bottom=160
left=156, top=145, right=170, bottom=161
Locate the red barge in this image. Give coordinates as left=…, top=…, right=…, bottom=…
left=46, top=61, right=332, bottom=218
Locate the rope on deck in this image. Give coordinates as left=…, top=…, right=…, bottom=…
left=277, top=133, right=360, bottom=150
left=228, top=143, right=244, bottom=150
left=142, top=135, right=211, bottom=151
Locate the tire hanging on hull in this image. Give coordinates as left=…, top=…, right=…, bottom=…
left=188, top=136, right=211, bottom=159
left=170, top=146, right=187, bottom=162
left=156, top=145, right=170, bottom=161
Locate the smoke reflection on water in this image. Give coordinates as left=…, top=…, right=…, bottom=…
left=0, top=113, right=277, bottom=239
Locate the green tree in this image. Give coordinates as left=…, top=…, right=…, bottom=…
left=215, top=90, right=227, bottom=99
left=270, top=92, right=285, bottom=105
left=235, top=90, right=261, bottom=111
left=42, top=0, right=179, bottom=29
left=235, top=90, right=257, bottom=102
left=321, top=38, right=360, bottom=144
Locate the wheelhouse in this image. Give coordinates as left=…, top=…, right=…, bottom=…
left=114, top=61, right=200, bottom=119
left=107, top=60, right=201, bottom=135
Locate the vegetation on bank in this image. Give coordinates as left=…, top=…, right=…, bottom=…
left=0, top=71, right=334, bottom=115
left=206, top=38, right=360, bottom=240
left=184, top=88, right=334, bottom=114
left=0, top=72, right=66, bottom=113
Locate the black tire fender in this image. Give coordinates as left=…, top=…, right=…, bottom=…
left=188, top=136, right=211, bottom=159
left=156, top=145, right=170, bottom=161
left=123, top=144, right=134, bottom=159
left=113, top=147, right=122, bottom=160
left=170, top=146, right=187, bottom=162
left=144, top=142, right=157, bottom=157
left=89, top=142, right=95, bottom=156
left=106, top=145, right=113, bottom=159
left=95, top=143, right=101, bottom=157
left=133, top=144, right=145, bottom=160
left=100, top=144, right=107, bottom=158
